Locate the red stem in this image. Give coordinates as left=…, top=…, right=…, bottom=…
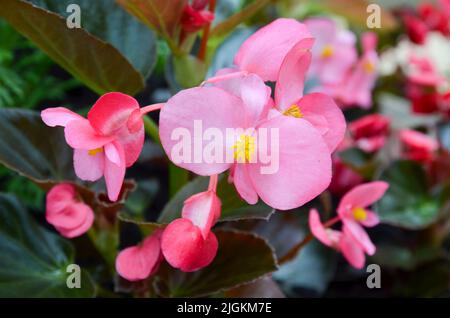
left=208, top=174, right=218, bottom=192
left=197, top=0, right=216, bottom=61
left=140, top=103, right=164, bottom=115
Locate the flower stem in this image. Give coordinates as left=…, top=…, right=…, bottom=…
left=141, top=103, right=164, bottom=115
left=143, top=116, right=161, bottom=146
left=278, top=216, right=341, bottom=265
left=208, top=174, right=218, bottom=191
left=197, top=0, right=216, bottom=61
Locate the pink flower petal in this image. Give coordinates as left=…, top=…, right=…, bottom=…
left=343, top=219, right=376, bottom=255
left=55, top=203, right=94, bottom=238
left=161, top=218, right=218, bottom=272
left=340, top=227, right=366, bottom=269
left=105, top=142, right=121, bottom=166
left=116, top=124, right=145, bottom=167
left=182, top=190, right=221, bottom=240
left=232, top=164, right=258, bottom=205
left=115, top=231, right=162, bottom=281
left=64, top=119, right=115, bottom=150
left=159, top=87, right=246, bottom=176
left=47, top=202, right=88, bottom=230
left=87, top=92, right=140, bottom=136
left=104, top=141, right=126, bottom=202
left=41, top=107, right=84, bottom=127
left=234, top=18, right=311, bottom=81
left=309, top=208, right=341, bottom=247
left=360, top=210, right=380, bottom=227
left=46, top=184, right=76, bottom=214
left=338, top=181, right=389, bottom=214
left=247, top=115, right=332, bottom=210
left=275, top=38, right=314, bottom=110
left=297, top=93, right=346, bottom=152
left=73, top=149, right=104, bottom=182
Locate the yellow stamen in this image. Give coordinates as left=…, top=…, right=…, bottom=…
left=321, top=45, right=334, bottom=58
left=363, top=60, right=375, bottom=73
left=352, top=207, right=368, bottom=222
left=232, top=134, right=255, bottom=163
left=88, top=147, right=103, bottom=156
left=283, top=104, right=303, bottom=118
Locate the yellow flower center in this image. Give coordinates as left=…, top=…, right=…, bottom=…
left=352, top=207, right=368, bottom=222
left=283, top=104, right=303, bottom=118
left=232, top=134, right=255, bottom=163
left=363, top=60, right=375, bottom=73
left=321, top=45, right=334, bottom=58
left=88, top=147, right=103, bottom=156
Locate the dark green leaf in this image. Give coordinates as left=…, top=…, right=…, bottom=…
left=155, top=230, right=277, bottom=297
left=158, top=176, right=274, bottom=223
left=375, top=160, right=439, bottom=229
left=338, top=147, right=374, bottom=178
left=0, top=0, right=150, bottom=95
left=0, top=193, right=95, bottom=297
left=30, top=0, right=157, bottom=80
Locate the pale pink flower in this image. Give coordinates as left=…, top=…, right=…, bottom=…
left=309, top=181, right=389, bottom=269
left=41, top=93, right=144, bottom=201
left=46, top=183, right=94, bottom=238
left=115, top=230, right=163, bottom=281
left=271, top=38, right=347, bottom=152
left=161, top=188, right=221, bottom=272
left=325, top=32, right=379, bottom=109
left=399, top=129, right=439, bottom=163
left=407, top=55, right=446, bottom=87
left=206, top=18, right=311, bottom=83
left=304, top=18, right=357, bottom=85
left=159, top=84, right=332, bottom=210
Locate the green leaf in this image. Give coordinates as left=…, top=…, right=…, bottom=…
left=338, top=147, right=374, bottom=178
left=158, top=176, right=274, bottom=223
left=0, top=108, right=74, bottom=183
left=30, top=0, right=158, bottom=81
left=0, top=193, right=95, bottom=297
left=173, top=54, right=207, bottom=88
left=155, top=230, right=277, bottom=297
left=375, top=160, right=439, bottom=229
left=0, top=0, right=153, bottom=95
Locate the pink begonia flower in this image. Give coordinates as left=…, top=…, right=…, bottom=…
left=309, top=209, right=365, bottom=268
left=310, top=181, right=389, bottom=269
left=161, top=181, right=221, bottom=272
left=304, top=18, right=357, bottom=85
left=348, top=114, right=390, bottom=153
left=41, top=93, right=145, bottom=202
left=205, top=18, right=311, bottom=83
left=325, top=32, right=379, bottom=109
left=159, top=83, right=332, bottom=210
left=399, top=129, right=439, bottom=163
left=46, top=183, right=94, bottom=238
left=407, top=55, right=446, bottom=87
left=271, top=38, right=346, bottom=152
left=116, top=230, right=163, bottom=281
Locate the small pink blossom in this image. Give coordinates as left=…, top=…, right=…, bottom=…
left=304, top=18, right=357, bottom=85
left=309, top=181, right=389, bottom=269
left=46, top=183, right=94, bottom=238
left=181, top=3, right=214, bottom=33
left=325, top=32, right=379, bottom=109
left=407, top=55, right=446, bottom=87
left=115, top=230, right=163, bottom=281
left=41, top=93, right=144, bottom=201
left=161, top=188, right=221, bottom=272
left=399, top=129, right=439, bottom=163
left=349, top=114, right=390, bottom=153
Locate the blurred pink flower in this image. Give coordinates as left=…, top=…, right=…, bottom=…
left=329, top=158, right=364, bottom=197
left=181, top=3, right=214, bottom=33
left=46, top=184, right=94, bottom=238
left=325, top=32, right=379, bottom=109
left=304, top=18, right=357, bottom=85
left=407, top=55, right=446, bottom=87
left=41, top=93, right=144, bottom=201
left=309, top=181, right=389, bottom=269
left=115, top=230, right=163, bottom=281
left=349, top=114, right=390, bottom=153
left=161, top=187, right=221, bottom=272
left=399, top=129, right=439, bottom=163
